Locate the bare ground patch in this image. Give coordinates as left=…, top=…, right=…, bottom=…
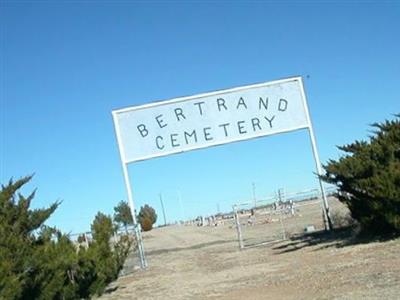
left=99, top=201, right=400, bottom=300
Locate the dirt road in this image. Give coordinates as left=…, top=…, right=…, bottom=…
left=99, top=220, right=400, bottom=300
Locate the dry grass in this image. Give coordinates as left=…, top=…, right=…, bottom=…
left=98, top=198, right=400, bottom=300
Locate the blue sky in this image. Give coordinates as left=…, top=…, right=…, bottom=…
left=1, top=1, right=399, bottom=233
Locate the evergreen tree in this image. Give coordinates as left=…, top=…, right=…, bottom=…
left=0, top=176, right=132, bottom=299
left=86, top=213, right=118, bottom=295
left=137, top=204, right=157, bottom=231
left=322, top=115, right=400, bottom=236
left=86, top=212, right=131, bottom=296
left=0, top=176, right=60, bottom=299
left=113, top=200, right=133, bottom=232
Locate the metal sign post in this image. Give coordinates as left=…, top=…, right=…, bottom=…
left=159, top=193, right=167, bottom=226
left=112, top=114, right=148, bottom=269
left=298, top=77, right=332, bottom=230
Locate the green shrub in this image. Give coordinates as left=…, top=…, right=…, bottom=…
left=86, top=212, right=131, bottom=295
left=141, top=217, right=154, bottom=231
left=0, top=176, right=131, bottom=299
left=113, top=200, right=133, bottom=232
left=137, top=204, right=157, bottom=231
left=0, top=176, right=61, bottom=299
left=322, top=115, right=400, bottom=236
left=330, top=210, right=357, bottom=230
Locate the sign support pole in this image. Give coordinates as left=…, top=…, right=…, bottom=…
left=159, top=193, right=167, bottom=226
left=299, top=78, right=332, bottom=231
left=121, top=162, right=148, bottom=269
left=307, top=127, right=332, bottom=231
left=113, top=111, right=147, bottom=269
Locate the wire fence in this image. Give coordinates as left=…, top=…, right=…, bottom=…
left=232, top=186, right=338, bottom=249
left=67, top=186, right=339, bottom=273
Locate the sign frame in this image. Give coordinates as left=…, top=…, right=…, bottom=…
left=113, top=77, right=311, bottom=164
left=112, top=76, right=332, bottom=269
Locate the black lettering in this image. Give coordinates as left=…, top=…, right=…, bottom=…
left=155, top=114, right=167, bottom=128
left=194, top=101, right=205, bottom=115
left=264, top=115, right=275, bottom=128
left=203, top=127, right=213, bottom=141
left=170, top=134, right=180, bottom=147
left=236, top=97, right=248, bottom=109
left=278, top=99, right=288, bottom=111
left=219, top=123, right=230, bottom=137
left=259, top=97, right=268, bottom=110
left=155, top=136, right=164, bottom=149
left=137, top=124, right=148, bottom=137
left=184, top=130, right=198, bottom=144
left=217, top=98, right=228, bottom=111
left=251, top=118, right=262, bottom=131
left=237, top=121, right=247, bottom=134
left=174, top=108, right=186, bottom=121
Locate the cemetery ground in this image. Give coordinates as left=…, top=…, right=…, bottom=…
left=99, top=199, right=400, bottom=300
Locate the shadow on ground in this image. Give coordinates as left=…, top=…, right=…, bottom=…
left=272, top=227, right=396, bottom=254
left=243, top=239, right=284, bottom=249
left=146, top=239, right=233, bottom=256
left=104, top=286, right=119, bottom=294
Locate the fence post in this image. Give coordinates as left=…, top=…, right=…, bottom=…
left=233, top=205, right=244, bottom=250
left=279, top=212, right=287, bottom=240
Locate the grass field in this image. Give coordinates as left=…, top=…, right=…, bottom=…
left=99, top=198, right=400, bottom=300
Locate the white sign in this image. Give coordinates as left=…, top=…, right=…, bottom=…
left=113, top=77, right=310, bottom=163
